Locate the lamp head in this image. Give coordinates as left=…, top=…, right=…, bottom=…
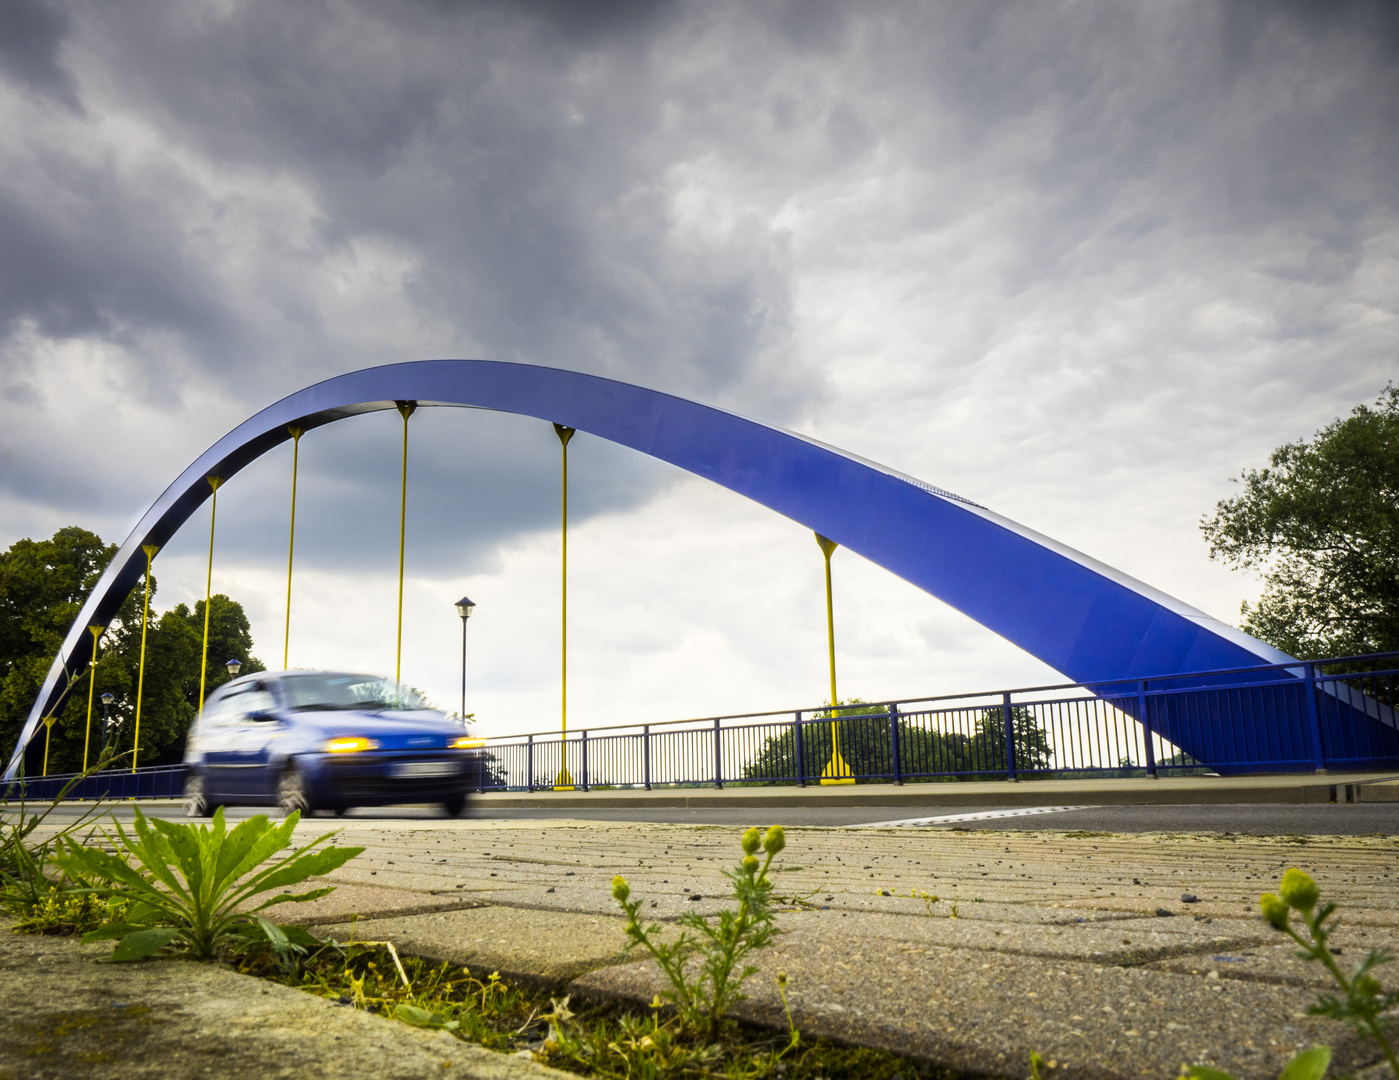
left=100, top=691, right=115, bottom=704
left=455, top=596, right=476, bottom=620
left=225, top=658, right=242, bottom=676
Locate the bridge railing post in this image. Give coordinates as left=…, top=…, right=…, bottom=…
left=1305, top=662, right=1327, bottom=773
left=526, top=734, right=534, bottom=792
left=1138, top=680, right=1157, bottom=778
left=643, top=725, right=651, bottom=790
left=581, top=730, right=589, bottom=792
left=713, top=718, right=723, bottom=789
left=888, top=703, right=902, bottom=784
left=1002, top=691, right=1017, bottom=781
left=794, top=712, right=805, bottom=787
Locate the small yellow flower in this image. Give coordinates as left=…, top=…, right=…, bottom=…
left=763, top=824, right=786, bottom=855
left=741, top=827, right=762, bottom=855
left=1259, top=892, right=1289, bottom=930
left=611, top=875, right=630, bottom=902
left=1278, top=869, right=1320, bottom=912
left=743, top=855, right=760, bottom=874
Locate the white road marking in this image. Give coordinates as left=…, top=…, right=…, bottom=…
left=848, top=805, right=1092, bottom=828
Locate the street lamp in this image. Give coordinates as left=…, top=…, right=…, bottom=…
left=100, top=691, right=115, bottom=754
left=455, top=596, right=476, bottom=726
left=225, top=658, right=242, bottom=677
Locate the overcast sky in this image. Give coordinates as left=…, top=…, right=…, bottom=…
left=1, top=0, right=1395, bottom=737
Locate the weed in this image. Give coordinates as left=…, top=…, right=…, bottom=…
left=54, top=806, right=362, bottom=961
left=0, top=753, right=120, bottom=917
left=1162, top=868, right=1393, bottom=1080
left=13, top=891, right=128, bottom=936
left=611, top=824, right=791, bottom=1042
left=909, top=889, right=941, bottom=917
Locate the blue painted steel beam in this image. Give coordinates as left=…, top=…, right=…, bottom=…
left=5, top=359, right=1299, bottom=780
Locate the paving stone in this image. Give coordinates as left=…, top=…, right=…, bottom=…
left=311, top=905, right=658, bottom=988
left=0, top=926, right=567, bottom=1080
left=277, top=882, right=488, bottom=925
left=777, top=909, right=1267, bottom=966
left=573, top=926, right=1382, bottom=1080
left=1143, top=924, right=1399, bottom=989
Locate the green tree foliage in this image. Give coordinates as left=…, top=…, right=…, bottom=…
left=738, top=699, right=1054, bottom=781
left=1201, top=385, right=1399, bottom=660
left=0, top=528, right=264, bottom=773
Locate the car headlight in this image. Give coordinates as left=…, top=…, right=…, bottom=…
left=451, top=736, right=485, bottom=749
left=325, top=737, right=379, bottom=753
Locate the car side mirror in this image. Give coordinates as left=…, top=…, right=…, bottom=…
left=247, top=710, right=277, bottom=722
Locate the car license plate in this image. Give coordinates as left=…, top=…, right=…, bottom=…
left=394, top=761, right=458, bottom=778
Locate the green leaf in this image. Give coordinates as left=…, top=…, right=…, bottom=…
left=395, top=1004, right=456, bottom=1030
left=278, top=924, right=322, bottom=948
left=82, top=922, right=150, bottom=944
left=1277, top=1046, right=1331, bottom=1080
left=109, top=927, right=182, bottom=962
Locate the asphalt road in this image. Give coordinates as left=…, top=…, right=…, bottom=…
left=31, top=799, right=1399, bottom=834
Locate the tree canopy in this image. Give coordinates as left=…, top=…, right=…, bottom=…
left=1201, top=385, right=1399, bottom=660
left=0, top=527, right=264, bottom=773
left=738, top=699, right=1053, bottom=782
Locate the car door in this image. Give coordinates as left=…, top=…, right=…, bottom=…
left=199, top=689, right=248, bottom=800
left=231, top=685, right=281, bottom=801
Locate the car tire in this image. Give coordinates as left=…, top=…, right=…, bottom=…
left=277, top=765, right=314, bottom=817
left=441, top=793, right=467, bottom=817
left=184, top=773, right=218, bottom=818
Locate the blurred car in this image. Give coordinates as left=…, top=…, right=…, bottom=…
left=182, top=671, right=486, bottom=817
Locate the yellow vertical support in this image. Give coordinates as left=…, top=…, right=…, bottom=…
left=283, top=425, right=303, bottom=670
left=133, top=544, right=159, bottom=771
left=197, top=476, right=223, bottom=722
left=395, top=403, right=416, bottom=688
left=815, top=533, right=854, bottom=784
left=554, top=423, right=575, bottom=790
left=82, top=624, right=103, bottom=772
left=42, top=715, right=57, bottom=776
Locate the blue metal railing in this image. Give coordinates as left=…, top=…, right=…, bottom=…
left=475, top=653, right=1399, bottom=791
left=3, top=764, right=188, bottom=803
left=15, top=654, right=1399, bottom=801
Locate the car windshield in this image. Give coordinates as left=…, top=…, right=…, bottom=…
left=280, top=674, right=434, bottom=712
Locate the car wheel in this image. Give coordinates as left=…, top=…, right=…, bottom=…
left=277, top=766, right=314, bottom=817
left=441, top=793, right=467, bottom=817
left=184, top=773, right=217, bottom=818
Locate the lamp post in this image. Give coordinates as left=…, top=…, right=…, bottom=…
left=455, top=596, right=476, bottom=725
left=225, top=658, right=242, bottom=678
left=100, top=692, right=114, bottom=755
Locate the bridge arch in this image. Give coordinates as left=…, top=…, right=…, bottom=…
left=6, top=359, right=1294, bottom=778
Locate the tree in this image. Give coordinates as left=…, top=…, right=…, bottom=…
left=970, top=706, right=1054, bottom=773
left=738, top=699, right=1053, bottom=782
left=0, top=528, right=264, bottom=773
left=1201, top=385, right=1399, bottom=660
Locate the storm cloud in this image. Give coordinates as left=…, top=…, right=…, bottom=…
left=1, top=0, right=1396, bottom=729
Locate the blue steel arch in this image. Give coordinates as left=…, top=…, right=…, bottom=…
left=6, top=359, right=1303, bottom=780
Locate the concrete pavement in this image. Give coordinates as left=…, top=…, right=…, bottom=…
left=279, top=815, right=1399, bottom=1079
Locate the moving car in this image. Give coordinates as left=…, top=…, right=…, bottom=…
left=183, top=670, right=485, bottom=817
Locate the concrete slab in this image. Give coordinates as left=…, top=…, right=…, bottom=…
left=277, top=883, right=488, bottom=926
left=573, top=926, right=1382, bottom=1080
left=0, top=925, right=568, bottom=1080
left=1143, top=924, right=1399, bottom=989
left=777, top=909, right=1268, bottom=966
left=311, top=906, right=656, bottom=988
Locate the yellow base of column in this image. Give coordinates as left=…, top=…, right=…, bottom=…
left=820, top=747, right=855, bottom=785
left=554, top=769, right=574, bottom=791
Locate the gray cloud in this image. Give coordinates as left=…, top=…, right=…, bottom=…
left=1, top=0, right=1396, bottom=655
left=0, top=0, right=78, bottom=106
